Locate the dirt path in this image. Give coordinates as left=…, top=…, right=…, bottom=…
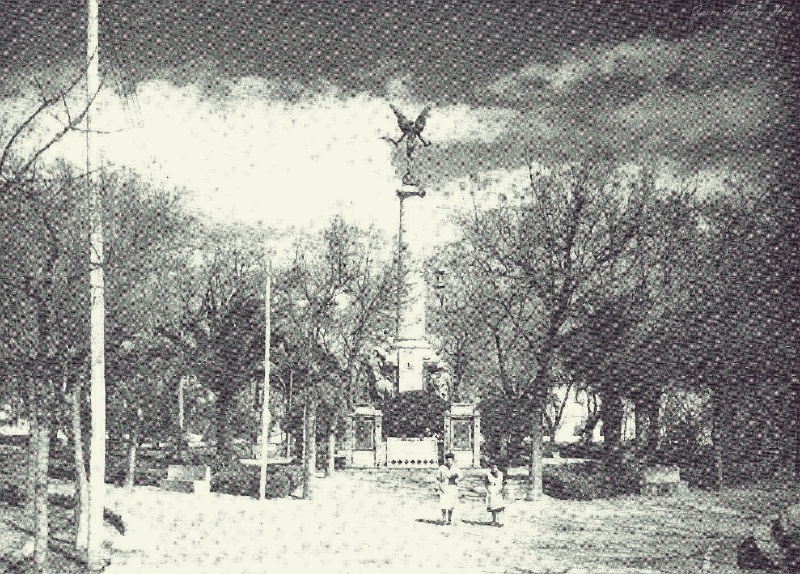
left=5, top=462, right=791, bottom=574
left=97, top=470, right=755, bottom=574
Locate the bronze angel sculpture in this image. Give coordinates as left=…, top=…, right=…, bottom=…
left=383, top=104, right=432, bottom=159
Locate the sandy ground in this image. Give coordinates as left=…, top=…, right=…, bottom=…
left=2, top=466, right=797, bottom=574
left=97, top=469, right=766, bottom=574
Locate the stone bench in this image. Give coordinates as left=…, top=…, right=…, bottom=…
left=159, top=464, right=211, bottom=494
left=640, top=465, right=688, bottom=496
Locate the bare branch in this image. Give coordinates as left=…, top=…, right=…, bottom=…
left=1, top=62, right=103, bottom=187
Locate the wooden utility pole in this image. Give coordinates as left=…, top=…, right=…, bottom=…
left=286, top=371, right=293, bottom=458
left=259, top=257, right=272, bottom=500
left=86, top=0, right=107, bottom=569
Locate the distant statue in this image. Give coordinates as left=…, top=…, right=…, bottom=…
left=382, top=104, right=432, bottom=160
left=426, top=368, right=450, bottom=401
left=368, top=348, right=395, bottom=399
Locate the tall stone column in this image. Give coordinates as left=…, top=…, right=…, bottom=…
left=397, top=185, right=428, bottom=342
left=394, top=184, right=437, bottom=393
left=382, top=103, right=444, bottom=396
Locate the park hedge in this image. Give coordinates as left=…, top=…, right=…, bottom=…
left=211, top=460, right=303, bottom=499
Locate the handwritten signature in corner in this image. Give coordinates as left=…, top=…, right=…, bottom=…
left=690, top=2, right=795, bottom=21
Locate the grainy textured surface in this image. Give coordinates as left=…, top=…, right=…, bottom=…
left=3, top=467, right=799, bottom=573
left=2, top=1, right=799, bottom=573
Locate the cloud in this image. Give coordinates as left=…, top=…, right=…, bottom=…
left=479, top=23, right=789, bottom=175
left=489, top=59, right=594, bottom=95
left=424, top=104, right=517, bottom=145
left=2, top=74, right=519, bottom=235
left=487, top=37, right=695, bottom=101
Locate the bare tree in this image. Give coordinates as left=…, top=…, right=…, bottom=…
left=277, top=217, right=400, bottom=484
left=0, top=63, right=102, bottom=572
left=460, top=162, right=659, bottom=498
left=0, top=67, right=100, bottom=192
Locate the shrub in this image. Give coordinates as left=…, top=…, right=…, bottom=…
left=211, top=461, right=302, bottom=499
left=48, top=444, right=75, bottom=481
left=543, top=465, right=601, bottom=500
left=104, top=449, right=170, bottom=487
left=379, top=391, right=446, bottom=438
left=0, top=483, right=24, bottom=507
left=542, top=459, right=643, bottom=500
left=558, top=441, right=605, bottom=460
left=0, top=434, right=28, bottom=449
left=282, top=464, right=303, bottom=489
left=649, top=442, right=717, bottom=489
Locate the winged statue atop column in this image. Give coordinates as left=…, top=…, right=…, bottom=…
left=382, top=104, right=432, bottom=186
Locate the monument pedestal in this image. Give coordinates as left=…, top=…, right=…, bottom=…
left=347, top=405, right=383, bottom=468
left=392, top=338, right=439, bottom=393
left=444, top=403, right=481, bottom=468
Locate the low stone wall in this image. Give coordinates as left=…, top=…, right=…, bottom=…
left=385, top=437, right=438, bottom=468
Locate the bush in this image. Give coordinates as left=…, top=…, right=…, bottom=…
left=0, top=483, right=24, bottom=507
left=542, top=459, right=643, bottom=500
left=558, top=441, right=605, bottom=460
left=48, top=443, right=75, bottom=481
left=104, top=448, right=171, bottom=487
left=0, top=434, right=28, bottom=449
left=649, top=442, right=717, bottom=489
left=211, top=461, right=302, bottom=499
left=379, top=391, right=446, bottom=438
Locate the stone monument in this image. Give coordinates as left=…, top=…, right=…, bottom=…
left=382, top=104, right=447, bottom=395
left=342, top=105, right=482, bottom=468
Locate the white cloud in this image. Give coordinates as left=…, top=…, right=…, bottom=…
left=425, top=104, right=517, bottom=144
left=2, top=75, right=517, bottom=237
left=488, top=37, right=685, bottom=97
left=489, top=59, right=593, bottom=94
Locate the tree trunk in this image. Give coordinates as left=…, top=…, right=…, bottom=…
left=326, top=431, right=335, bottom=477
left=633, top=394, right=660, bottom=457
left=175, top=377, right=187, bottom=461
left=178, top=376, right=185, bottom=435
left=27, top=408, right=39, bottom=517
left=70, top=384, right=89, bottom=551
left=526, top=402, right=544, bottom=500
left=544, top=412, right=556, bottom=446
left=634, top=399, right=647, bottom=446
left=34, top=417, right=50, bottom=574
left=580, top=392, right=601, bottom=443
left=499, top=434, right=509, bottom=466
left=647, top=396, right=661, bottom=452
left=601, top=390, right=624, bottom=451
left=550, top=381, right=573, bottom=446
left=286, top=371, right=293, bottom=459
left=124, top=425, right=139, bottom=490
left=302, top=401, right=317, bottom=500
left=711, top=389, right=725, bottom=489
left=215, top=389, right=235, bottom=462
left=793, top=375, right=800, bottom=477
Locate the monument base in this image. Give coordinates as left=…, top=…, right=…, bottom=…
left=387, top=337, right=444, bottom=394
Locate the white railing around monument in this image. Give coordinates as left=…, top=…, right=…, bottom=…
left=385, top=437, right=438, bottom=468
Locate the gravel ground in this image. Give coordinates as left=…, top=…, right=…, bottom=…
left=2, top=463, right=798, bottom=574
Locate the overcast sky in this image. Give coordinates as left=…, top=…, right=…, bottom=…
left=1, top=0, right=797, bottom=240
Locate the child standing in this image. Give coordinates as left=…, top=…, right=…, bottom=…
left=436, top=452, right=462, bottom=525
left=485, top=463, right=506, bottom=526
